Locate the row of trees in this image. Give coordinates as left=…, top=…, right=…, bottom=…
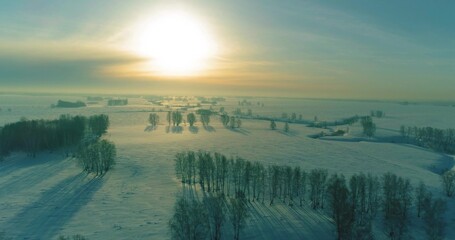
left=270, top=120, right=290, bottom=132
left=166, top=111, right=184, bottom=126
left=400, top=125, right=455, bottom=154
left=361, top=116, right=376, bottom=137
left=220, top=114, right=242, bottom=129
left=77, top=139, right=116, bottom=175
left=173, top=151, right=448, bottom=240
left=281, top=112, right=303, bottom=122
left=370, top=110, right=385, bottom=118
left=149, top=112, right=204, bottom=128
left=166, top=109, right=211, bottom=127
left=0, top=114, right=109, bottom=157
left=169, top=195, right=248, bottom=240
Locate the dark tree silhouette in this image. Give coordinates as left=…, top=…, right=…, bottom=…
left=441, top=170, right=455, bottom=197
left=149, top=113, right=159, bottom=127
left=229, top=196, right=248, bottom=240
left=270, top=120, right=276, bottom=130
left=187, top=113, right=196, bottom=127
left=89, top=114, right=109, bottom=136
left=327, top=174, right=354, bottom=240
left=204, top=196, right=226, bottom=240
left=169, top=197, right=209, bottom=240
left=360, top=116, right=376, bottom=137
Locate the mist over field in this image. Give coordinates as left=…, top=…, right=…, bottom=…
left=0, top=94, right=454, bottom=239
left=1, top=1, right=455, bottom=239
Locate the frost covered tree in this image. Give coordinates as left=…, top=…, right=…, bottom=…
left=230, top=116, right=236, bottom=129
left=284, top=122, right=290, bottom=133
left=200, top=113, right=211, bottom=126
left=77, top=139, right=116, bottom=175
left=187, top=113, right=196, bottom=127
left=423, top=195, right=447, bottom=240
left=309, top=168, right=328, bottom=209
left=382, top=173, right=412, bottom=239
left=350, top=173, right=379, bottom=239
left=172, top=111, right=183, bottom=126
left=58, top=235, right=87, bottom=240
left=441, top=170, right=455, bottom=197
left=361, top=116, right=376, bottom=137
left=204, top=196, right=226, bottom=240
left=270, top=120, right=276, bottom=130
left=220, top=114, right=230, bottom=127
left=169, top=197, right=209, bottom=240
left=148, top=113, right=159, bottom=127
left=229, top=197, right=248, bottom=240
left=291, top=113, right=297, bottom=122
left=88, top=114, right=109, bottom=136
left=167, top=111, right=172, bottom=126
left=327, top=174, right=354, bottom=240
left=415, top=181, right=429, bottom=218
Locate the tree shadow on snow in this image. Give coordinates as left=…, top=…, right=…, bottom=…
left=0, top=156, right=72, bottom=196
left=4, top=173, right=105, bottom=239
left=144, top=125, right=157, bottom=132
left=165, top=126, right=183, bottom=134
left=428, top=155, right=454, bottom=175
left=188, top=126, right=199, bottom=134
left=228, top=128, right=250, bottom=136
left=203, top=126, right=216, bottom=132
left=279, top=130, right=297, bottom=137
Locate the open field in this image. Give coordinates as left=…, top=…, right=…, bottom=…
left=1, top=94, right=454, bottom=239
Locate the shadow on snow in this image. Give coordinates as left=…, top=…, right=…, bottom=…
left=4, top=173, right=105, bottom=239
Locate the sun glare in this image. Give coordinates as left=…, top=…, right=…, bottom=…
left=130, top=10, right=217, bottom=76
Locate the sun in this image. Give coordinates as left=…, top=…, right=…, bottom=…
left=130, top=10, right=217, bottom=76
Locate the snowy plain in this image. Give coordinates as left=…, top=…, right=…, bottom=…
left=0, top=94, right=454, bottom=239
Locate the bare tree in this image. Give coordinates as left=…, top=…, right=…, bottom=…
left=167, top=111, right=172, bottom=126
left=441, top=170, right=455, bottom=197
left=169, top=197, right=209, bottom=240
left=423, top=195, right=447, bottom=240
left=309, top=168, right=328, bottom=209
left=327, top=174, right=354, bottom=240
left=187, top=113, right=196, bottom=127
left=270, top=120, right=276, bottom=130
left=172, top=111, right=183, bottom=126
left=204, top=196, right=226, bottom=240
left=149, top=113, right=159, bottom=127
left=415, top=181, right=429, bottom=218
left=360, top=116, right=376, bottom=137
left=229, top=197, right=248, bottom=240
left=382, top=172, right=412, bottom=239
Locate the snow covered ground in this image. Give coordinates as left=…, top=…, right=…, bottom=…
left=0, top=94, right=454, bottom=239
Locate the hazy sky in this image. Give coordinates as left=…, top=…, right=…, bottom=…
left=1, top=0, right=454, bottom=100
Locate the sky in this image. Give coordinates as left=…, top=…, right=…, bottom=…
left=0, top=0, right=454, bottom=100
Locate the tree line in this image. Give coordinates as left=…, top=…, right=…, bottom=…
left=169, top=194, right=248, bottom=240
left=172, top=151, right=449, bottom=240
left=220, top=114, right=242, bottom=129
left=149, top=112, right=208, bottom=128
left=0, top=114, right=109, bottom=158
left=77, top=139, right=116, bottom=176
left=400, top=125, right=455, bottom=154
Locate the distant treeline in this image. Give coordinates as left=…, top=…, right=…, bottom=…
left=308, top=115, right=360, bottom=128
left=53, top=100, right=86, bottom=108
left=107, top=98, right=128, bottom=106
left=173, top=151, right=449, bottom=240
left=400, top=125, right=455, bottom=154
left=0, top=114, right=109, bottom=157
